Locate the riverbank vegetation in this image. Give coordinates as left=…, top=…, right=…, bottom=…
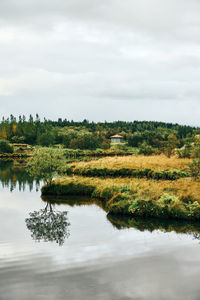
left=42, top=175, right=200, bottom=221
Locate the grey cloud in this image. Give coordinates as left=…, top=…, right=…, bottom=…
left=0, top=0, right=200, bottom=37
left=0, top=0, right=199, bottom=124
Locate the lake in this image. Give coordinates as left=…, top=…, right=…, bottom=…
left=0, top=161, right=200, bottom=300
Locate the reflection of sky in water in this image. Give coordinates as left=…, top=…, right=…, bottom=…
left=0, top=169, right=200, bottom=299
left=0, top=186, right=198, bottom=269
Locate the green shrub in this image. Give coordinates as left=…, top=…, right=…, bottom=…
left=128, top=199, right=165, bottom=218
left=108, top=196, right=131, bottom=215
left=188, top=201, right=200, bottom=219
left=159, top=193, right=179, bottom=205
left=37, top=131, right=56, bottom=146
left=120, top=185, right=131, bottom=193
left=191, top=146, right=200, bottom=159
left=138, top=142, right=154, bottom=156
left=177, top=144, right=191, bottom=158
left=168, top=202, right=188, bottom=219
left=0, top=139, right=14, bottom=153
left=100, top=186, right=119, bottom=200
left=188, top=159, right=200, bottom=180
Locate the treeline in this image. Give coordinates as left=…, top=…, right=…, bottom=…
left=0, top=114, right=199, bottom=152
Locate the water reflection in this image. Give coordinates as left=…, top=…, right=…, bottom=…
left=42, top=195, right=107, bottom=211
left=25, top=202, right=70, bottom=246
left=43, top=195, right=200, bottom=241
left=107, top=214, right=200, bottom=241
left=2, top=160, right=200, bottom=245
left=0, top=160, right=40, bottom=191
left=2, top=161, right=200, bottom=299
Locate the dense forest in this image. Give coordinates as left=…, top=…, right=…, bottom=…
left=0, top=114, right=199, bottom=156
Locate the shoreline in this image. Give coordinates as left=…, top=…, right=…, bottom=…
left=41, top=176, right=200, bottom=221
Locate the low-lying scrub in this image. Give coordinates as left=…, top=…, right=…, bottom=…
left=42, top=176, right=200, bottom=221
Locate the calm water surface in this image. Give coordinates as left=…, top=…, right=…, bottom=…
left=0, top=162, right=200, bottom=300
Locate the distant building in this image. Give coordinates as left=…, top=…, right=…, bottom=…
left=110, top=134, right=123, bottom=144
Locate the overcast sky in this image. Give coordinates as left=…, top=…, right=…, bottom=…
left=0, top=0, right=200, bottom=125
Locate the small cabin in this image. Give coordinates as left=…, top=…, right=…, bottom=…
left=110, top=134, right=123, bottom=144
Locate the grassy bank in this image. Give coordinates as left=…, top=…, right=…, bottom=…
left=42, top=176, right=200, bottom=221
left=67, top=155, right=190, bottom=180
left=70, top=155, right=190, bottom=170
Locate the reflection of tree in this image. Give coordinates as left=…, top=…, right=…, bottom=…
left=193, top=233, right=200, bottom=241
left=0, top=161, right=40, bottom=192
left=25, top=202, right=70, bottom=246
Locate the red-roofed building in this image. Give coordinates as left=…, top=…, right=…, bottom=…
left=110, top=134, right=123, bottom=143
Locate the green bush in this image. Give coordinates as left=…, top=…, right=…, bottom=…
left=191, top=146, right=200, bottom=159
left=188, top=159, right=200, bottom=180
left=99, top=186, right=120, bottom=200
left=176, top=144, right=191, bottom=158
left=37, top=131, right=56, bottom=146
left=108, top=195, right=131, bottom=215
left=138, top=142, right=154, bottom=156
left=159, top=193, right=179, bottom=205
left=128, top=199, right=165, bottom=218
left=188, top=201, right=200, bottom=219
left=0, top=139, right=14, bottom=153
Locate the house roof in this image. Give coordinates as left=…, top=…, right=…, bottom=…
left=110, top=134, right=123, bottom=138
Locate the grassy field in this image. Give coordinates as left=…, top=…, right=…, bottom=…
left=70, top=155, right=191, bottom=170
left=67, top=155, right=190, bottom=180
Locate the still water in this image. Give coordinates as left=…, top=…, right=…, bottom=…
left=1, top=161, right=200, bottom=300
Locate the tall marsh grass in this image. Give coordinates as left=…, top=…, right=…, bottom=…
left=70, top=155, right=191, bottom=171
left=67, top=155, right=190, bottom=180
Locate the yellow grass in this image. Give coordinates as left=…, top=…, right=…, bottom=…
left=70, top=155, right=191, bottom=171
left=56, top=176, right=200, bottom=203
